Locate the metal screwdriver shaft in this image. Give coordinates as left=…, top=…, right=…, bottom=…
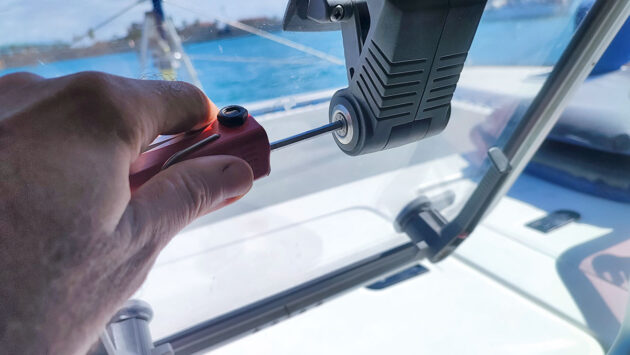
left=270, top=120, right=344, bottom=151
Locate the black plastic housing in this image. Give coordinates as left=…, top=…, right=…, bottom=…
left=284, top=0, right=487, bottom=155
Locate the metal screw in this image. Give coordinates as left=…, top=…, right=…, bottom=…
left=331, top=104, right=353, bottom=145
left=330, top=5, right=345, bottom=22
left=334, top=112, right=348, bottom=137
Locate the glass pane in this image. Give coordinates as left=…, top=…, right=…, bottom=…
left=0, top=0, right=599, bottom=343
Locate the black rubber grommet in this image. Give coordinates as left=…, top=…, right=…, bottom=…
left=218, top=105, right=248, bottom=127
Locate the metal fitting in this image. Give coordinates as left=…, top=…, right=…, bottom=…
left=331, top=104, right=353, bottom=145
left=330, top=5, right=345, bottom=22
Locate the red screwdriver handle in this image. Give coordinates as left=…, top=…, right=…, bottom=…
left=129, top=106, right=271, bottom=191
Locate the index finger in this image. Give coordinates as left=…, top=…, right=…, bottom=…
left=128, top=77, right=218, bottom=143
left=58, top=72, right=216, bottom=153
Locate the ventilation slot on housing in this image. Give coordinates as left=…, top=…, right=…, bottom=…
left=355, top=40, right=427, bottom=121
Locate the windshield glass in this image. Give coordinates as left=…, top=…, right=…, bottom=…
left=0, top=0, right=595, bottom=345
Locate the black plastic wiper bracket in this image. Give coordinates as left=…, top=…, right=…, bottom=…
left=284, top=0, right=488, bottom=156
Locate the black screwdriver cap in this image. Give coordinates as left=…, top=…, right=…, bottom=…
left=218, top=105, right=248, bottom=127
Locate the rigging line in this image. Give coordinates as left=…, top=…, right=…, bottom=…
left=73, top=0, right=147, bottom=44
left=189, top=54, right=317, bottom=65
left=219, top=18, right=345, bottom=66
left=163, top=1, right=345, bottom=66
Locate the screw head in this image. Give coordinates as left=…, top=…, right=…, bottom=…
left=334, top=112, right=348, bottom=137
left=218, top=105, right=248, bottom=127
left=330, top=5, right=345, bottom=22
left=331, top=104, right=353, bottom=145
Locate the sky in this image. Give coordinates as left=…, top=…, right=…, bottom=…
left=0, top=0, right=288, bottom=46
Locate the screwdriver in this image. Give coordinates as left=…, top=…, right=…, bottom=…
left=129, top=105, right=345, bottom=190
left=269, top=119, right=343, bottom=151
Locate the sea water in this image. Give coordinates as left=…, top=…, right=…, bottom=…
left=0, top=12, right=577, bottom=108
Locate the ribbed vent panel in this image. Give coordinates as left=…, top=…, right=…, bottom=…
left=356, top=40, right=427, bottom=121
left=421, top=52, right=467, bottom=113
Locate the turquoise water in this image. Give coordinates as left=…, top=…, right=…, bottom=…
left=0, top=11, right=578, bottom=108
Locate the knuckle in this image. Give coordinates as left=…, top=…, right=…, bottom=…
left=179, top=81, right=206, bottom=102
left=164, top=79, right=199, bottom=97
left=66, top=71, right=113, bottom=98
left=187, top=83, right=211, bottom=114
left=0, top=72, right=44, bottom=97
left=61, top=72, right=117, bottom=113
left=163, top=80, right=210, bottom=119
left=0, top=71, right=40, bottom=83
left=60, top=71, right=139, bottom=145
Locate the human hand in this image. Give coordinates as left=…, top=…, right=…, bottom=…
left=0, top=71, right=253, bottom=354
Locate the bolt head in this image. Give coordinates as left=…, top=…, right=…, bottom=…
left=330, top=5, right=345, bottom=22
left=218, top=105, right=248, bottom=127
left=333, top=112, right=348, bottom=137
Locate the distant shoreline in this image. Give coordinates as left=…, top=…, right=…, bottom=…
left=0, top=16, right=282, bottom=70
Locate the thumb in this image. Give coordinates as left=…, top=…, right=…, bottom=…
left=119, top=155, right=253, bottom=248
